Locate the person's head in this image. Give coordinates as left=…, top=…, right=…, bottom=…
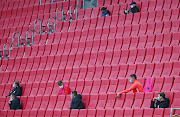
left=158, top=92, right=165, bottom=101
left=57, top=80, right=64, bottom=89
left=10, top=93, right=16, bottom=99
left=130, top=2, right=137, bottom=8
left=71, top=91, right=77, bottom=99
left=130, top=74, right=137, bottom=83
left=13, top=81, right=19, bottom=88
left=101, top=7, right=107, bottom=13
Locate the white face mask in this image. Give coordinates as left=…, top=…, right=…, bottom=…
left=59, top=85, right=63, bottom=89
left=131, top=5, right=134, bottom=8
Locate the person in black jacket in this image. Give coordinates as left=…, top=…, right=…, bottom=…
left=124, top=2, right=140, bottom=14
left=7, top=81, right=22, bottom=97
left=70, top=91, right=84, bottom=109
left=9, top=93, right=22, bottom=110
left=150, top=92, right=169, bottom=108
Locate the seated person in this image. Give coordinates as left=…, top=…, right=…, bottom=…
left=57, top=80, right=71, bottom=95
left=124, top=2, right=139, bottom=14
left=9, top=93, right=22, bottom=110
left=70, top=91, right=84, bottom=109
left=116, top=74, right=143, bottom=98
left=101, top=7, right=110, bottom=17
left=150, top=92, right=169, bottom=108
left=7, top=81, right=22, bottom=97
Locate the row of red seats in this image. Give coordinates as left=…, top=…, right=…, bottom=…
left=98, top=0, right=180, bottom=9
left=1, top=46, right=179, bottom=70
left=0, top=25, right=180, bottom=49
left=1, top=22, right=180, bottom=47
left=0, top=0, right=81, bottom=21
left=0, top=92, right=179, bottom=111
left=1, top=76, right=180, bottom=97
left=1, top=108, right=179, bottom=117
left=1, top=7, right=180, bottom=30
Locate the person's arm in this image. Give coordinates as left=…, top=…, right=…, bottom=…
left=64, top=86, right=70, bottom=95
left=7, top=89, right=15, bottom=96
left=69, top=99, right=74, bottom=109
left=118, top=83, right=137, bottom=94
left=150, top=100, right=156, bottom=108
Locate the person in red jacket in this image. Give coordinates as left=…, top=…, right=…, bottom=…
left=57, top=80, right=71, bottom=96
left=116, top=74, right=143, bottom=98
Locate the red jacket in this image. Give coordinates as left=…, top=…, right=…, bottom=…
left=118, top=80, right=143, bottom=94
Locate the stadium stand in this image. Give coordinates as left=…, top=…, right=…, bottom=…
left=0, top=0, right=179, bottom=116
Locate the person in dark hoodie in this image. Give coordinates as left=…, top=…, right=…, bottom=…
left=9, top=93, right=22, bottom=110
left=70, top=91, right=84, bottom=109
left=6, top=81, right=22, bottom=97
left=150, top=92, right=169, bottom=108
left=123, top=2, right=140, bottom=14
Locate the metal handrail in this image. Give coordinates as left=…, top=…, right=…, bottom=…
left=12, top=31, right=20, bottom=47
left=70, top=4, right=81, bottom=20
left=26, top=30, right=34, bottom=46
left=56, top=6, right=64, bottom=22
left=47, top=17, right=56, bottom=33
left=170, top=108, right=180, bottom=117
left=34, top=18, right=43, bottom=35
left=3, top=43, right=11, bottom=58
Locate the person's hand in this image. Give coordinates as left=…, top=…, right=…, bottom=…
left=116, top=93, right=120, bottom=98
left=153, top=97, right=158, bottom=101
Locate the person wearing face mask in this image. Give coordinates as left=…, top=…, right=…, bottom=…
left=9, top=93, right=22, bottom=110
left=116, top=74, right=143, bottom=98
left=123, top=2, right=140, bottom=14
left=57, top=80, right=71, bottom=96
left=6, top=81, right=22, bottom=97
left=150, top=92, right=169, bottom=108
left=69, top=91, right=84, bottom=109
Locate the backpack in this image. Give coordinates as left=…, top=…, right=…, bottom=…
left=143, top=77, right=154, bottom=93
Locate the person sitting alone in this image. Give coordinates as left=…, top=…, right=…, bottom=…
left=9, top=93, right=22, bottom=110
left=7, top=81, right=22, bottom=97
left=101, top=7, right=110, bottom=17
left=123, top=2, right=140, bottom=14
left=70, top=91, right=85, bottom=109
left=116, top=74, right=143, bottom=98
left=150, top=92, right=169, bottom=108
left=57, top=80, right=71, bottom=96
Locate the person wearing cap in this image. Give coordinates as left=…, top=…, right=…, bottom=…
left=123, top=2, right=140, bottom=14
left=101, top=7, right=110, bottom=17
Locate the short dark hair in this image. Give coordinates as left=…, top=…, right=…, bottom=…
left=130, top=74, right=137, bottom=79
left=101, top=7, right=107, bottom=11
left=11, top=93, right=16, bottom=98
left=158, top=92, right=165, bottom=98
left=57, top=80, right=63, bottom=86
left=71, top=91, right=77, bottom=96
left=14, top=81, right=19, bottom=86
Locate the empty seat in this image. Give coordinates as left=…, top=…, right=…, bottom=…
left=123, top=93, right=135, bottom=108
left=171, top=77, right=180, bottom=92
left=96, top=94, right=107, bottom=109
left=141, top=92, right=154, bottom=108
left=153, top=77, right=164, bottom=92
left=88, top=94, right=99, bottom=109
left=132, top=92, right=144, bottom=108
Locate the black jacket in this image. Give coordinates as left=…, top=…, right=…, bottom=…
left=150, top=98, right=169, bottom=108
left=128, top=6, right=140, bottom=14
left=70, top=94, right=85, bottom=109
left=8, top=86, right=22, bottom=96
left=9, top=97, right=22, bottom=110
